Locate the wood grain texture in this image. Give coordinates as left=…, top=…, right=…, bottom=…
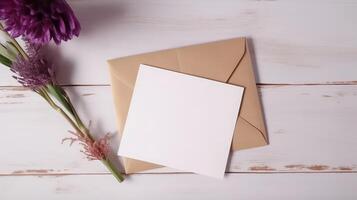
left=0, top=85, right=356, bottom=175
left=1, top=0, right=357, bottom=198
left=0, top=0, right=357, bottom=86
left=1, top=173, right=357, bottom=200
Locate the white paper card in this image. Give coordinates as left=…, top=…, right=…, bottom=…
left=118, top=64, right=244, bottom=178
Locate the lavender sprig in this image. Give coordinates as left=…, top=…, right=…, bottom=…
left=11, top=43, right=55, bottom=90
left=0, top=35, right=125, bottom=182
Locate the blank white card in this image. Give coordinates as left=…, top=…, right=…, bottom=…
left=118, top=64, right=244, bottom=178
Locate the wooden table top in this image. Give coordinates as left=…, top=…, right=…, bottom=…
left=1, top=0, right=356, bottom=199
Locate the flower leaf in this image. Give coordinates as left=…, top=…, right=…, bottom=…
left=0, top=54, right=12, bottom=67
left=0, top=43, right=16, bottom=61
left=46, top=84, right=73, bottom=115
left=6, top=41, right=20, bottom=59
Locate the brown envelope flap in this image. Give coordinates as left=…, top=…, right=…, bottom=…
left=228, top=41, right=268, bottom=148
left=177, top=39, right=268, bottom=148
left=109, top=38, right=246, bottom=86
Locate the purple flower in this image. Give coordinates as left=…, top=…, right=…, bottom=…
left=0, top=0, right=81, bottom=45
left=11, top=43, right=55, bottom=89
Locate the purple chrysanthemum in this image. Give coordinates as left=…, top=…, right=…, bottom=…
left=11, top=43, right=55, bottom=89
left=0, top=0, right=81, bottom=44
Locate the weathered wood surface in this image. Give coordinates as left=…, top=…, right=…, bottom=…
left=0, top=85, right=356, bottom=175
left=1, top=173, right=357, bottom=200
left=0, top=0, right=356, bottom=86
left=1, top=0, right=357, bottom=199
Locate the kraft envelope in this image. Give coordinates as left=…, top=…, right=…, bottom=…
left=108, top=37, right=268, bottom=173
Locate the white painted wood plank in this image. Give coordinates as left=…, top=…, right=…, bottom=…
left=1, top=173, right=357, bottom=199
left=0, top=87, right=111, bottom=174
left=229, top=85, right=357, bottom=172
left=0, top=85, right=356, bottom=174
left=0, top=0, right=357, bottom=86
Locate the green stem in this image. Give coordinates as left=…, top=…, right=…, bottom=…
left=102, top=158, right=125, bottom=182
left=39, top=88, right=82, bottom=135
left=60, top=93, right=125, bottom=182
left=45, top=85, right=88, bottom=137
left=61, top=89, right=88, bottom=134
left=40, top=87, right=125, bottom=182
left=0, top=23, right=28, bottom=59
left=11, top=37, right=28, bottom=59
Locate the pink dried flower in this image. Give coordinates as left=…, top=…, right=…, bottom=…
left=11, top=43, right=55, bottom=90
left=62, top=131, right=110, bottom=161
